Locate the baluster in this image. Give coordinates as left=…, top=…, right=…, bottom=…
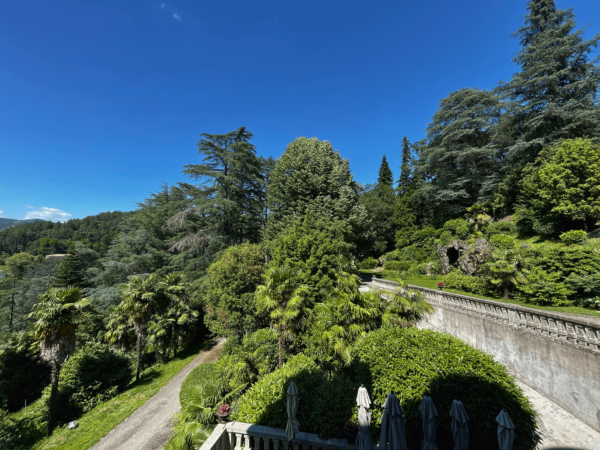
left=244, top=435, right=252, bottom=450
left=235, top=433, right=243, bottom=450
left=228, top=431, right=235, bottom=450
left=585, top=327, right=599, bottom=350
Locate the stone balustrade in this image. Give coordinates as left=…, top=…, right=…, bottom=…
left=200, top=422, right=357, bottom=450
left=371, top=277, right=600, bottom=355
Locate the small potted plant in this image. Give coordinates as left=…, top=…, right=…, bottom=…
left=216, top=404, right=231, bottom=423
left=343, top=419, right=358, bottom=444
left=438, top=282, right=444, bottom=290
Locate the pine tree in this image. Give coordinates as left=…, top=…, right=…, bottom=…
left=416, top=88, right=502, bottom=220
left=495, top=0, right=600, bottom=167
left=396, top=136, right=413, bottom=196
left=377, top=155, right=393, bottom=187
left=51, top=254, right=87, bottom=288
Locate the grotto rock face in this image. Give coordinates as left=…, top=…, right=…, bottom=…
left=438, top=239, right=489, bottom=275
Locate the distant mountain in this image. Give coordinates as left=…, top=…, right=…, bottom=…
left=0, top=218, right=46, bottom=232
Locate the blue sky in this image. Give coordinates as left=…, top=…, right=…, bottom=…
left=0, top=0, right=599, bottom=221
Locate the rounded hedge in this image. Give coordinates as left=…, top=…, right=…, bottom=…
left=382, top=260, right=411, bottom=271
left=235, top=354, right=356, bottom=440
left=350, top=328, right=540, bottom=450
left=360, top=257, right=379, bottom=270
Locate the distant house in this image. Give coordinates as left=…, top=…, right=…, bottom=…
left=45, top=254, right=69, bottom=260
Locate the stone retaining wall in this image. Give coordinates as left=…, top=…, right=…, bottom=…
left=371, top=277, right=600, bottom=433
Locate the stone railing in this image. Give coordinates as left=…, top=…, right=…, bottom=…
left=200, top=422, right=357, bottom=450
left=371, top=277, right=600, bottom=354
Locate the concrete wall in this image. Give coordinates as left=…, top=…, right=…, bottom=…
left=371, top=278, right=600, bottom=433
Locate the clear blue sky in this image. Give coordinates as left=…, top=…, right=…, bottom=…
left=1, top=0, right=598, bottom=221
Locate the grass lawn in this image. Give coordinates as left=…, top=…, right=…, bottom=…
left=29, top=339, right=212, bottom=450
left=358, top=269, right=600, bottom=319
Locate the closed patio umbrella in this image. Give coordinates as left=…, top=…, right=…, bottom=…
left=449, top=400, right=469, bottom=450
left=419, top=395, right=438, bottom=450
left=356, top=385, right=374, bottom=450
left=286, top=379, right=299, bottom=442
left=378, top=393, right=408, bottom=450
left=496, top=409, right=515, bottom=450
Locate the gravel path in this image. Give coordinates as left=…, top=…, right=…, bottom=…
left=90, top=338, right=225, bottom=450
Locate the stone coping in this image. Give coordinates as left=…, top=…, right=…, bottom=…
left=371, top=277, right=600, bottom=354
left=371, top=276, right=600, bottom=327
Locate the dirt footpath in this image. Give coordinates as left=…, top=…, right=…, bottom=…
left=90, top=338, right=225, bottom=450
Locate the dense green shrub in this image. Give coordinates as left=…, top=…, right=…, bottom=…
left=235, top=354, right=356, bottom=440
left=350, top=328, right=540, bottom=450
left=0, top=408, right=45, bottom=450
left=382, top=260, right=410, bottom=271
left=564, top=272, right=600, bottom=305
left=0, top=334, right=50, bottom=411
left=180, top=363, right=220, bottom=410
left=559, top=230, right=587, bottom=246
left=381, top=250, right=402, bottom=261
left=443, top=270, right=490, bottom=295
left=40, top=343, right=133, bottom=423
left=489, top=234, right=516, bottom=250
left=527, top=246, right=600, bottom=280
left=486, top=220, right=517, bottom=237
left=515, top=268, right=573, bottom=306
left=359, top=257, right=378, bottom=270
left=203, top=243, right=267, bottom=338
left=442, top=219, right=470, bottom=239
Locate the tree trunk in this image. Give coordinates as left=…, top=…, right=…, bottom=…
left=503, top=280, right=509, bottom=299
left=48, top=362, right=60, bottom=436
left=278, top=331, right=284, bottom=367
left=136, top=332, right=143, bottom=381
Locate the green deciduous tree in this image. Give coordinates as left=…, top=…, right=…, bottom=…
left=266, top=137, right=370, bottom=247
left=28, top=287, right=91, bottom=435
left=202, top=244, right=266, bottom=338
left=519, top=138, right=600, bottom=234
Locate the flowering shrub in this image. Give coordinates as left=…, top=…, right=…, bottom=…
left=437, top=282, right=444, bottom=288
left=219, top=404, right=230, bottom=415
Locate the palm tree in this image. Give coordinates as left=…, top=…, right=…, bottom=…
left=484, top=248, right=529, bottom=299
left=385, top=280, right=433, bottom=327
left=28, top=287, right=91, bottom=435
left=105, top=305, right=137, bottom=353
left=120, top=273, right=161, bottom=381
left=314, top=272, right=381, bottom=365
left=255, top=266, right=309, bottom=366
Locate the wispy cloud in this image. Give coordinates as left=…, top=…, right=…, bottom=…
left=0, top=211, right=4, bottom=217
left=25, top=205, right=34, bottom=209
left=161, top=3, right=165, bottom=8
left=25, top=207, right=72, bottom=222
left=173, top=13, right=181, bottom=21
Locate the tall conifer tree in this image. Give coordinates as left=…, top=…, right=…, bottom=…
left=495, top=0, right=600, bottom=167
left=377, top=155, right=393, bottom=187
left=396, top=136, right=413, bottom=196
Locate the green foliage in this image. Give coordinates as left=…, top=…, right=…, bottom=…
left=443, top=270, right=491, bottom=295
left=0, top=211, right=131, bottom=257
left=5, top=252, right=36, bottom=277
left=0, top=332, right=50, bottom=411
left=359, top=183, right=396, bottom=256
left=416, top=88, right=502, bottom=221
left=489, top=234, right=516, bottom=250
left=382, top=260, right=410, bottom=271
left=359, top=257, right=378, bottom=270
left=486, top=220, right=517, bottom=237
left=0, top=408, right=45, bottom=450
left=266, top=137, right=370, bottom=247
left=350, top=328, right=540, bottom=450
left=42, top=343, right=133, bottom=423
left=560, top=230, right=588, bottom=246
left=235, top=353, right=356, bottom=440
left=377, top=155, right=393, bottom=187
left=202, top=244, right=266, bottom=338
left=442, top=219, right=470, bottom=240
left=527, top=245, right=600, bottom=280
left=483, top=248, right=529, bottom=299
left=268, top=212, right=351, bottom=292
left=51, top=254, right=88, bottom=288
left=516, top=267, right=573, bottom=306
left=521, top=139, right=600, bottom=234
